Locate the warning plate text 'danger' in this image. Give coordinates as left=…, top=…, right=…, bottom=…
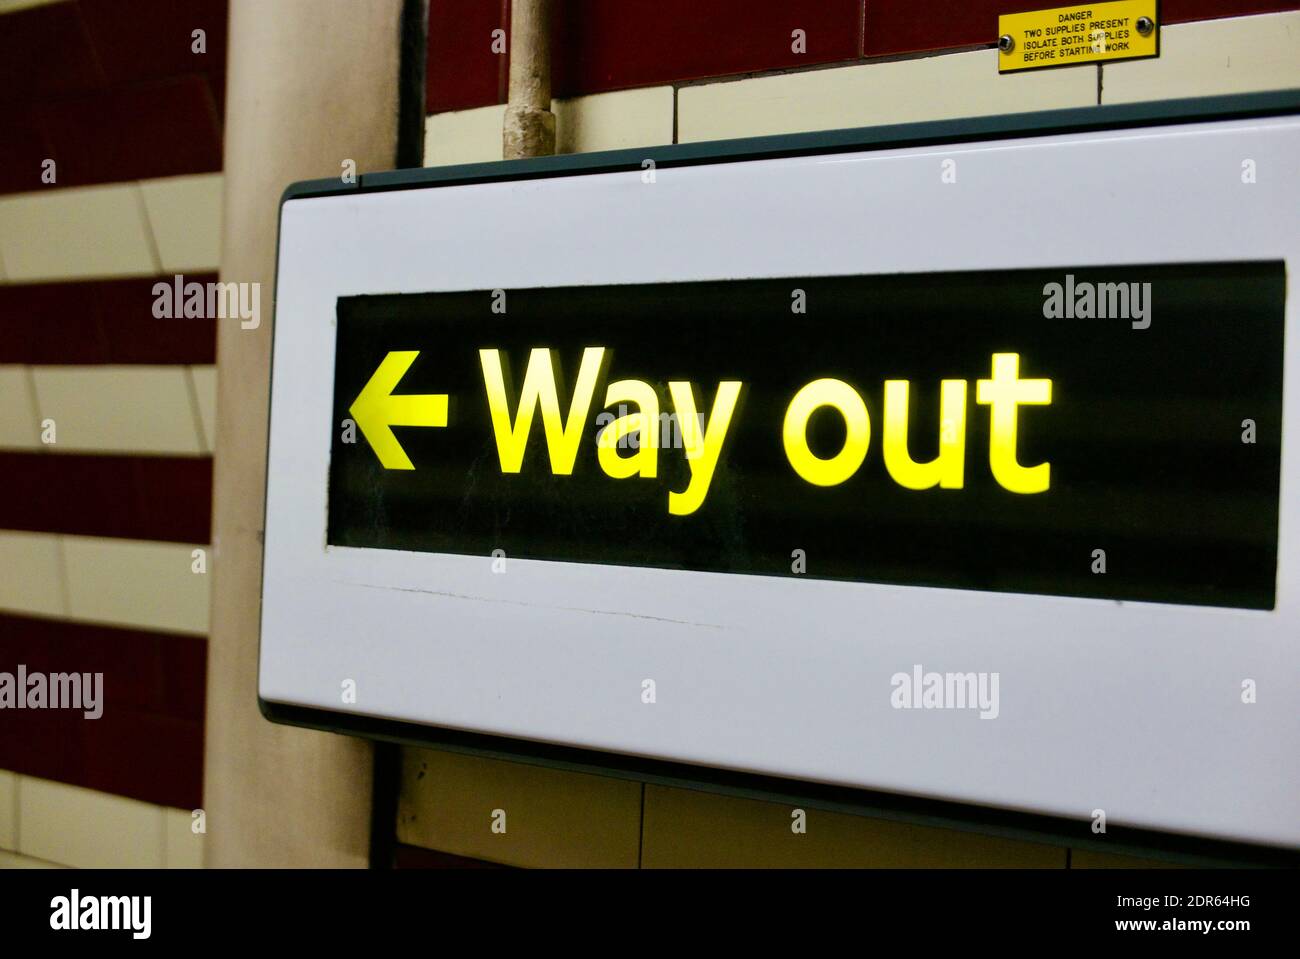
left=998, top=0, right=1159, bottom=73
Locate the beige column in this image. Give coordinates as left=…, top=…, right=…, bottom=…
left=203, top=0, right=405, bottom=867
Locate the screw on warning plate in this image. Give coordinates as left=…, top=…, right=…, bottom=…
left=998, top=34, right=1015, bottom=53
left=1136, top=16, right=1155, bottom=36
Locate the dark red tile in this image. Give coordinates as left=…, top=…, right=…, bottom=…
left=427, top=0, right=510, bottom=112
left=80, top=710, right=204, bottom=809
left=32, top=75, right=222, bottom=188
left=0, top=452, right=212, bottom=543
left=0, top=614, right=210, bottom=714
left=0, top=621, right=156, bottom=713
left=110, top=74, right=223, bottom=182
left=0, top=613, right=207, bottom=809
left=0, top=452, right=121, bottom=541
left=864, top=1, right=1053, bottom=57
left=127, top=454, right=214, bottom=545
left=0, top=2, right=105, bottom=104
left=155, top=637, right=208, bottom=721
left=0, top=709, right=81, bottom=787
left=427, top=0, right=863, bottom=111
left=0, top=276, right=217, bottom=365
left=1163, top=0, right=1300, bottom=21
left=98, top=275, right=218, bottom=364
left=863, top=0, right=1300, bottom=58
left=78, top=0, right=229, bottom=88
left=0, top=105, right=55, bottom=194
left=551, top=0, right=862, bottom=97
left=31, top=88, right=129, bottom=188
left=0, top=280, right=103, bottom=362
left=1, top=1, right=228, bottom=194
left=0, top=707, right=203, bottom=811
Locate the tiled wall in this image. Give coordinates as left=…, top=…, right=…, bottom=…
left=427, top=0, right=1300, bottom=112
left=0, top=0, right=226, bottom=869
left=0, top=772, right=203, bottom=869
left=0, top=0, right=225, bottom=193
left=411, top=4, right=1300, bottom=867
left=427, top=7, right=1300, bottom=164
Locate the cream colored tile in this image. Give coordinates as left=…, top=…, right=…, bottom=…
left=0, top=183, right=157, bottom=281
left=0, top=0, right=68, bottom=11
left=1104, top=12, right=1300, bottom=103
left=0, top=531, right=66, bottom=619
left=18, top=776, right=165, bottom=868
left=0, top=365, right=40, bottom=449
left=679, top=50, right=1097, bottom=141
left=426, top=89, right=674, bottom=165
left=189, top=365, right=217, bottom=453
left=139, top=174, right=223, bottom=273
left=424, top=104, right=507, bottom=166
left=1072, top=848, right=1185, bottom=868
left=63, top=535, right=208, bottom=635
left=0, top=770, right=16, bottom=851
left=554, top=86, right=675, bottom=155
left=31, top=365, right=205, bottom=455
left=642, top=785, right=1066, bottom=868
left=164, top=807, right=205, bottom=868
left=397, top=748, right=641, bottom=868
left=0, top=850, right=64, bottom=868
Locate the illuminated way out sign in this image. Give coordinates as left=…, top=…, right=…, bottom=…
left=261, top=99, right=1300, bottom=849
left=330, top=265, right=1283, bottom=610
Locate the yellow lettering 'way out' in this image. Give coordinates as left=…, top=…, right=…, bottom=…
left=479, top=348, right=743, bottom=516
left=351, top=348, right=1054, bottom=514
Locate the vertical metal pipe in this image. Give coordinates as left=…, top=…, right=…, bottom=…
left=503, top=0, right=555, bottom=159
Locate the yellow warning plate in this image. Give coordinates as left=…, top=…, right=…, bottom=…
left=998, top=0, right=1159, bottom=73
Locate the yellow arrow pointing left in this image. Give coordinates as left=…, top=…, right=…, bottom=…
left=349, top=351, right=448, bottom=470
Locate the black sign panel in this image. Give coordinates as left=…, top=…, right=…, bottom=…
left=327, top=262, right=1284, bottom=609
